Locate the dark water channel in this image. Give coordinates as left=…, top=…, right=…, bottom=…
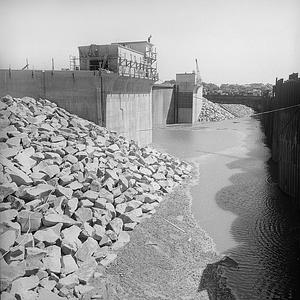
left=152, top=118, right=300, bottom=300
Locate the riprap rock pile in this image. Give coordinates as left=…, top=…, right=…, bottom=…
left=219, top=104, right=254, bottom=118
left=0, top=95, right=192, bottom=300
left=198, top=98, right=235, bottom=122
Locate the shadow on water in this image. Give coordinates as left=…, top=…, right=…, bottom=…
left=198, top=256, right=238, bottom=300
left=153, top=119, right=300, bottom=299
left=199, top=126, right=300, bottom=299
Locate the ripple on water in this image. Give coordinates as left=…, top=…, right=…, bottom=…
left=153, top=120, right=299, bottom=299
left=214, top=168, right=299, bottom=299
left=220, top=185, right=299, bottom=299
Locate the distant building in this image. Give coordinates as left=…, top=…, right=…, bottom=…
left=78, top=41, right=158, bottom=81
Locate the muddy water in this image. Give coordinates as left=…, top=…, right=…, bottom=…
left=152, top=118, right=300, bottom=299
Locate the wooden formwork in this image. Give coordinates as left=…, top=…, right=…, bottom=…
left=278, top=109, right=300, bottom=202
left=262, top=73, right=300, bottom=202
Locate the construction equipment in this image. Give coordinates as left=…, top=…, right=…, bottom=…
left=21, top=58, right=29, bottom=70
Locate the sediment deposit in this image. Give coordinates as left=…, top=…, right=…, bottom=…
left=0, top=95, right=192, bottom=299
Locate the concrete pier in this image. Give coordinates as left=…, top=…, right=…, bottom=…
left=152, top=74, right=204, bottom=127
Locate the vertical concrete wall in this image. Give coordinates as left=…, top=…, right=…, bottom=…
left=0, top=69, right=153, bottom=146
left=152, top=84, right=175, bottom=128
left=0, top=69, right=101, bottom=124
left=102, top=76, right=153, bottom=146
left=44, top=71, right=100, bottom=123
left=192, top=86, right=203, bottom=123
left=177, top=91, right=193, bottom=123
left=175, top=72, right=203, bottom=124
left=105, top=93, right=152, bottom=145
left=176, top=73, right=196, bottom=91
left=151, top=81, right=203, bottom=126
left=0, top=69, right=43, bottom=99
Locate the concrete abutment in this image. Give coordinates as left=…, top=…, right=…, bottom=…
left=0, top=69, right=153, bottom=146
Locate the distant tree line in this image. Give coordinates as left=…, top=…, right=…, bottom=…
left=162, top=80, right=273, bottom=97
left=202, top=82, right=273, bottom=97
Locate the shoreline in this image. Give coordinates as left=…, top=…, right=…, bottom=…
left=87, top=121, right=250, bottom=299
left=87, top=170, right=221, bottom=299
left=0, top=95, right=205, bottom=300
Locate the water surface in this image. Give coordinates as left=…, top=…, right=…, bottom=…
left=152, top=118, right=300, bottom=299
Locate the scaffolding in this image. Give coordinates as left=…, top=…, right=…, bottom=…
left=118, top=57, right=158, bottom=80
left=117, top=47, right=158, bottom=80
left=69, top=55, right=79, bottom=71
left=78, top=42, right=159, bottom=81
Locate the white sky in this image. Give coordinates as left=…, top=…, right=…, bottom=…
left=0, top=0, right=299, bottom=84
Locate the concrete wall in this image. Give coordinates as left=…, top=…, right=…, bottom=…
left=0, top=69, right=153, bottom=146
left=192, top=86, right=204, bottom=123
left=0, top=69, right=43, bottom=99
left=44, top=71, right=100, bottom=123
left=105, top=93, right=152, bottom=145
left=174, top=73, right=203, bottom=123
left=101, top=76, right=153, bottom=146
left=151, top=80, right=203, bottom=126
left=176, top=73, right=196, bottom=92
left=0, top=69, right=101, bottom=124
left=152, top=84, right=175, bottom=128
left=177, top=91, right=193, bottom=123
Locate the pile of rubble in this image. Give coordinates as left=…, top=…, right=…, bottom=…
left=0, top=95, right=192, bottom=300
left=198, top=98, right=255, bottom=122
left=198, top=98, right=235, bottom=122
left=219, top=104, right=254, bottom=118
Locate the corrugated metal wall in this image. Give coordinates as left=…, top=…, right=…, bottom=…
left=262, top=73, right=300, bottom=204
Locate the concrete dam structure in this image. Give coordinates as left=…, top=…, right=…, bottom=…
left=152, top=73, right=204, bottom=128
left=0, top=69, right=153, bottom=146
left=0, top=69, right=205, bottom=144
left=0, top=40, right=158, bottom=146
left=0, top=40, right=206, bottom=145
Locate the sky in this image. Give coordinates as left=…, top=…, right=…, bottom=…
left=0, top=0, right=299, bottom=85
